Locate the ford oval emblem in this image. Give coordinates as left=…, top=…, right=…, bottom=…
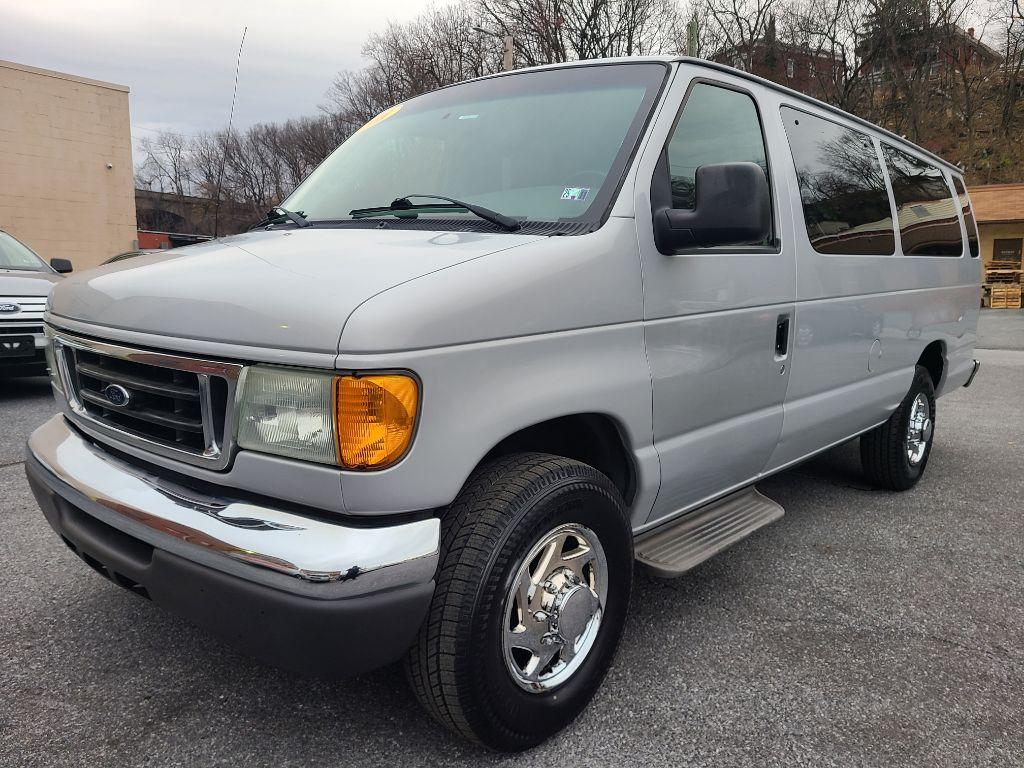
left=102, top=384, right=131, bottom=407
left=0, top=302, right=20, bottom=314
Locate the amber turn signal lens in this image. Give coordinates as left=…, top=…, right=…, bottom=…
left=335, top=374, right=418, bottom=469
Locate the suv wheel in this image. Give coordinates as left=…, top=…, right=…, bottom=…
left=405, top=452, right=632, bottom=751
left=860, top=364, right=936, bottom=490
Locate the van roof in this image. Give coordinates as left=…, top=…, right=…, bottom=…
left=466, top=55, right=962, bottom=176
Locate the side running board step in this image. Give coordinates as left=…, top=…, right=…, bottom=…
left=635, top=487, right=784, bottom=578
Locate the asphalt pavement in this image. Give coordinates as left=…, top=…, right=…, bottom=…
left=1, top=312, right=1021, bottom=767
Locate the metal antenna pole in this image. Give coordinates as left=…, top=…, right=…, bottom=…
left=213, top=26, right=247, bottom=239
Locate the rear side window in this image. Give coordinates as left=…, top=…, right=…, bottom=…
left=881, top=145, right=963, bottom=256
left=952, top=176, right=980, bottom=257
left=667, top=83, right=769, bottom=210
left=781, top=107, right=895, bottom=255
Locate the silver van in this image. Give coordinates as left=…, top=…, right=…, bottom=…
left=26, top=57, right=981, bottom=750
left=0, top=229, right=71, bottom=377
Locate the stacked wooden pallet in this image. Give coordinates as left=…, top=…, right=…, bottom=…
left=991, top=284, right=1022, bottom=309
left=983, top=260, right=1022, bottom=309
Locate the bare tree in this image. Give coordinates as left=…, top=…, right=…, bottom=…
left=702, top=0, right=781, bottom=69
left=135, top=131, right=195, bottom=198
left=775, top=0, right=868, bottom=110
left=475, top=0, right=687, bottom=64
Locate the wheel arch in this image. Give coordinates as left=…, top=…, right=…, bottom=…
left=478, top=413, right=638, bottom=507
left=917, top=340, right=945, bottom=390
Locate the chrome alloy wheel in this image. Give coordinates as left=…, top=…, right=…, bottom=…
left=502, top=523, right=608, bottom=693
left=906, top=392, right=933, bottom=466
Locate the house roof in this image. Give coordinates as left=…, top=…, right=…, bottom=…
left=967, top=184, right=1024, bottom=224
left=950, top=25, right=1003, bottom=62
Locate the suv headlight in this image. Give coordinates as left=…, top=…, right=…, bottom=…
left=236, top=366, right=419, bottom=470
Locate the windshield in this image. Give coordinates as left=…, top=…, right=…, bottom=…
left=0, top=232, right=48, bottom=272
left=284, top=63, right=667, bottom=228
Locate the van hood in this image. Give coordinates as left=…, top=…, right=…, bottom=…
left=48, top=228, right=543, bottom=355
left=0, top=270, right=62, bottom=296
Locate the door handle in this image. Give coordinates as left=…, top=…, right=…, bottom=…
left=774, top=314, right=791, bottom=359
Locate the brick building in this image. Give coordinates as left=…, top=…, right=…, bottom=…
left=712, top=22, right=844, bottom=99
left=857, top=16, right=1003, bottom=82
left=0, top=59, right=137, bottom=270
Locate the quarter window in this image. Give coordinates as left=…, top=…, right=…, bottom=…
left=951, top=176, right=980, bottom=257
left=881, top=145, right=963, bottom=256
left=781, top=107, right=895, bottom=255
left=666, top=83, right=769, bottom=211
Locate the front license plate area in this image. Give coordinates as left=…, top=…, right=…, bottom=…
left=0, top=336, right=35, bottom=358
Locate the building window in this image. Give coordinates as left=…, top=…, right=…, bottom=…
left=992, top=238, right=1022, bottom=264
left=786, top=59, right=795, bottom=78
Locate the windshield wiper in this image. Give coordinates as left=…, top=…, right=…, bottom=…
left=253, top=206, right=310, bottom=229
left=350, top=194, right=521, bottom=232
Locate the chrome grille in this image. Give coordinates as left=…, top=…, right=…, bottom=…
left=0, top=296, right=46, bottom=335
left=52, top=331, right=243, bottom=469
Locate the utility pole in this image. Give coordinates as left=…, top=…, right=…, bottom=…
left=474, top=26, right=516, bottom=71
left=503, top=35, right=515, bottom=70
left=686, top=18, right=699, bottom=57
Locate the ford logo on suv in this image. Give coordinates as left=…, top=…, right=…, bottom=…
left=0, top=302, right=20, bottom=314
left=101, top=384, right=131, bottom=407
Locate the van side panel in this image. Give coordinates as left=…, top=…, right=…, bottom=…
left=766, top=285, right=977, bottom=471
left=763, top=97, right=980, bottom=473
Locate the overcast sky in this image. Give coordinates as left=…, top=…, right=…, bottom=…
left=0, top=0, right=426, bottom=155
left=3, top=0, right=998, bottom=159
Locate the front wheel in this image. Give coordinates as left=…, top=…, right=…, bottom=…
left=405, top=453, right=633, bottom=751
left=860, top=365, right=936, bottom=490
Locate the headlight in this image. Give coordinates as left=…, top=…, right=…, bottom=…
left=236, top=366, right=418, bottom=470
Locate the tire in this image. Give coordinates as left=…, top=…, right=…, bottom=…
left=405, top=452, right=633, bottom=751
left=860, top=365, right=936, bottom=491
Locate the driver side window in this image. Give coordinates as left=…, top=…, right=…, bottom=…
left=666, top=83, right=769, bottom=210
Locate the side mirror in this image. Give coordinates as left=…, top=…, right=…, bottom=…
left=653, top=162, right=771, bottom=253
left=50, top=258, right=73, bottom=274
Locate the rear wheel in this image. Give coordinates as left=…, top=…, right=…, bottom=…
left=860, top=365, right=936, bottom=490
left=405, top=453, right=632, bottom=751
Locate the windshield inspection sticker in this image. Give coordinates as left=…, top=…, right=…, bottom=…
left=561, top=186, right=590, bottom=202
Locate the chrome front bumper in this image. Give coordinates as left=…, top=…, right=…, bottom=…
left=26, top=414, right=440, bottom=598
